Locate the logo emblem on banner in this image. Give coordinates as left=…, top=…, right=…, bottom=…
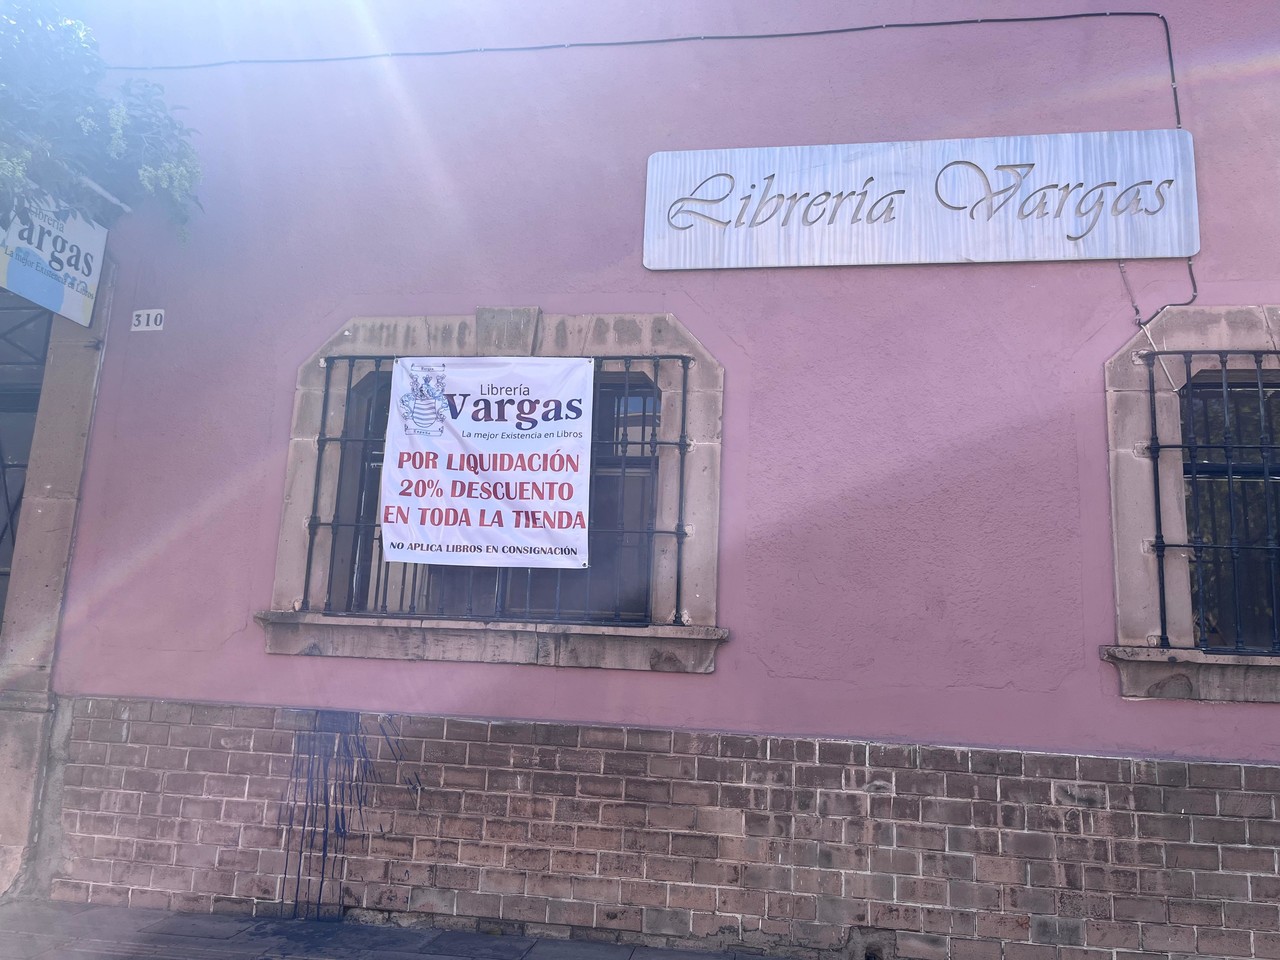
left=380, top=356, right=594, bottom=569
left=397, top=362, right=447, bottom=436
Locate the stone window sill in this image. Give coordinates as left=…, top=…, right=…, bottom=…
left=1101, top=645, right=1280, bottom=703
left=257, top=611, right=727, bottom=673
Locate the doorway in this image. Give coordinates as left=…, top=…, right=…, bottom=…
left=0, top=291, right=53, bottom=628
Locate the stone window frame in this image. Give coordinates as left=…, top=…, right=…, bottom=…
left=1102, top=305, right=1280, bottom=702
left=257, top=307, right=727, bottom=673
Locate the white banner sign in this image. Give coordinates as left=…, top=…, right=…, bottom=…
left=380, top=356, right=594, bottom=568
left=1, top=200, right=108, bottom=326
left=644, top=129, right=1199, bottom=270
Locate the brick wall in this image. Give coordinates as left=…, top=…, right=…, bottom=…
left=49, top=696, right=1280, bottom=959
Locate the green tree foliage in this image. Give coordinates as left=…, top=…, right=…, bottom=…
left=0, top=1, right=200, bottom=231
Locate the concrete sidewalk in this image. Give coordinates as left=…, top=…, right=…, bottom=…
left=0, top=900, right=787, bottom=960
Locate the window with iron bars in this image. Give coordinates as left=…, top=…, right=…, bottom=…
left=0, top=292, right=52, bottom=629
left=301, top=355, right=691, bottom=627
left=1146, top=350, right=1280, bottom=655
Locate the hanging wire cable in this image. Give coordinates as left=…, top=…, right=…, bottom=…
left=1124, top=256, right=1200, bottom=328
left=106, top=10, right=1179, bottom=135
left=111, top=11, right=1199, bottom=323
left=1118, top=261, right=1144, bottom=325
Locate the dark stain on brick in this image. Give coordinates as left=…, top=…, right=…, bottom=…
left=280, top=710, right=402, bottom=921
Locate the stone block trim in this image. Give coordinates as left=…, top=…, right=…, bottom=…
left=262, top=308, right=727, bottom=674
left=1102, top=305, right=1280, bottom=703
left=50, top=697, right=1280, bottom=960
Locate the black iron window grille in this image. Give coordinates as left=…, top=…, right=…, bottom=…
left=0, top=292, right=52, bottom=628
left=302, top=355, right=692, bottom=626
left=1145, top=349, right=1280, bottom=654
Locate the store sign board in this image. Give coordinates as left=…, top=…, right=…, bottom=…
left=0, top=201, right=107, bottom=326
left=644, top=129, right=1198, bottom=270
left=380, top=356, right=594, bottom=568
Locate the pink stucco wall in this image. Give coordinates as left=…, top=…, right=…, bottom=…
left=54, top=1, right=1280, bottom=761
